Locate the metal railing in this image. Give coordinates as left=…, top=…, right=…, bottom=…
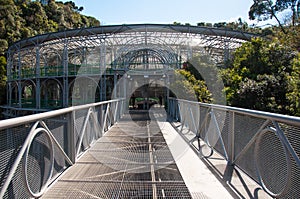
left=167, top=98, right=300, bottom=198
left=0, top=98, right=125, bottom=198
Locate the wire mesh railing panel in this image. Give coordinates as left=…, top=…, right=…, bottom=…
left=167, top=98, right=300, bottom=198
left=233, top=113, right=271, bottom=180
left=280, top=124, right=300, bottom=163
left=234, top=141, right=258, bottom=181
left=234, top=113, right=267, bottom=156
left=73, top=108, right=89, bottom=155
left=255, top=128, right=290, bottom=197
left=4, top=158, right=30, bottom=199
left=0, top=124, right=33, bottom=199
left=43, top=115, right=70, bottom=175
left=273, top=122, right=300, bottom=198
left=0, top=99, right=125, bottom=198
left=284, top=159, right=300, bottom=198
left=43, top=117, right=67, bottom=148
left=210, top=109, right=230, bottom=159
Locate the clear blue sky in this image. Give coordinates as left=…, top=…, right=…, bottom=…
left=61, top=0, right=259, bottom=26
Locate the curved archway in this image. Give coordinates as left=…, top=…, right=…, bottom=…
left=21, top=80, right=36, bottom=108
left=40, top=48, right=63, bottom=77
left=69, top=76, right=101, bottom=106
left=9, top=81, right=19, bottom=107
left=112, top=48, right=178, bottom=72
left=40, top=79, right=63, bottom=109
left=21, top=49, right=36, bottom=79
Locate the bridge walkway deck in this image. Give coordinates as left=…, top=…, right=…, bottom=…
left=42, top=109, right=270, bottom=199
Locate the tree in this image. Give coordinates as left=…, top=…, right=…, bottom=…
left=169, top=69, right=212, bottom=103
left=0, top=0, right=100, bottom=106
left=249, top=0, right=287, bottom=33
left=0, top=56, right=6, bottom=105
left=182, top=54, right=225, bottom=104
left=276, top=0, right=299, bottom=25
left=221, top=37, right=298, bottom=114
left=286, top=53, right=300, bottom=115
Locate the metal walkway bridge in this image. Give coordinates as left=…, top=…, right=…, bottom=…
left=1, top=98, right=300, bottom=198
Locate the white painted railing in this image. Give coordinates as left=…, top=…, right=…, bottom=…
left=0, top=98, right=125, bottom=198
left=167, top=98, right=300, bottom=198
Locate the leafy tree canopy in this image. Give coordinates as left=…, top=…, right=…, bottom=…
left=170, top=69, right=212, bottom=103
left=0, top=0, right=100, bottom=52
left=221, top=36, right=299, bottom=115
left=249, top=0, right=299, bottom=33
left=0, top=0, right=100, bottom=105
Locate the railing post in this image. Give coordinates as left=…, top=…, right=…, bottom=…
left=229, top=111, right=235, bottom=164
left=67, top=111, right=76, bottom=163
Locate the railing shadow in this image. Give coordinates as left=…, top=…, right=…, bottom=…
left=169, top=120, right=271, bottom=199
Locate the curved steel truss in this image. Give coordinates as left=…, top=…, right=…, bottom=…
left=5, top=24, right=257, bottom=117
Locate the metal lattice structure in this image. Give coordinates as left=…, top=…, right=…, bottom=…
left=4, top=24, right=256, bottom=117
left=168, top=98, right=300, bottom=198
left=0, top=98, right=125, bottom=198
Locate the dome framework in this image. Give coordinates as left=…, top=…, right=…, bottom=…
left=5, top=24, right=256, bottom=117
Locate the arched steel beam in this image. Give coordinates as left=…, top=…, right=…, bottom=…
left=8, top=24, right=258, bottom=52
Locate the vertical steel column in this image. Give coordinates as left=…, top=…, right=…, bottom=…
left=113, top=72, right=117, bottom=99
left=224, top=38, right=230, bottom=66
left=187, top=36, right=193, bottom=60
left=7, top=50, right=11, bottom=107
left=7, top=83, right=11, bottom=108
left=123, top=75, right=127, bottom=100
left=166, top=74, right=170, bottom=108
left=63, top=42, right=69, bottom=107
left=36, top=46, right=41, bottom=109
left=17, top=48, right=22, bottom=108
left=100, top=42, right=106, bottom=101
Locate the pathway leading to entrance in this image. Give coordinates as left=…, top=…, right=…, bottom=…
left=43, top=110, right=192, bottom=198
left=42, top=107, right=270, bottom=199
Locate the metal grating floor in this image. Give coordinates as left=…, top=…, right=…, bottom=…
left=43, top=111, right=192, bottom=198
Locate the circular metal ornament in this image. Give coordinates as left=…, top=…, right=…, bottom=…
left=254, top=128, right=291, bottom=198
left=23, top=128, right=54, bottom=198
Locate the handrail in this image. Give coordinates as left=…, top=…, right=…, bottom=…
left=167, top=97, right=300, bottom=198
left=0, top=98, right=124, bottom=131
left=0, top=98, right=125, bottom=198
left=170, top=97, right=300, bottom=127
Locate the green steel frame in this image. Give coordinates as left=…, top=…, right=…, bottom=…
left=5, top=24, right=257, bottom=117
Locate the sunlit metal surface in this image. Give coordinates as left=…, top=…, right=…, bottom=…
left=0, top=99, right=124, bottom=198
left=168, top=98, right=300, bottom=198
left=4, top=24, right=257, bottom=117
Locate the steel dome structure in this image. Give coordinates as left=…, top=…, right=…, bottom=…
left=4, top=24, right=256, bottom=117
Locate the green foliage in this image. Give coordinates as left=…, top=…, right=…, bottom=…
left=0, top=39, right=8, bottom=55
left=0, top=0, right=100, bottom=105
left=170, top=69, right=212, bottom=103
left=197, top=18, right=252, bottom=33
left=275, top=0, right=300, bottom=25
left=221, top=37, right=299, bottom=115
left=0, top=56, right=6, bottom=105
left=286, top=53, right=300, bottom=115
left=249, top=0, right=299, bottom=33
left=0, top=0, right=100, bottom=48
left=277, top=25, right=300, bottom=51
left=184, top=54, right=226, bottom=104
